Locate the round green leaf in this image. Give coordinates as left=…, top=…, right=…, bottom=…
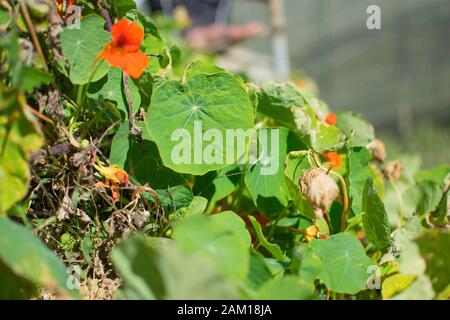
left=173, top=211, right=251, bottom=283
left=60, top=15, right=110, bottom=84
left=146, top=73, right=255, bottom=175
left=310, top=233, right=373, bottom=294
left=256, top=276, right=314, bottom=300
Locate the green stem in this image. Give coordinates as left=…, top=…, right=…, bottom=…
left=267, top=204, right=292, bottom=241
left=78, top=59, right=105, bottom=108
left=231, top=142, right=250, bottom=211
left=76, top=84, right=84, bottom=107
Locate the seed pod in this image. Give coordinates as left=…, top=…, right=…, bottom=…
left=300, top=168, right=339, bottom=220
left=367, top=138, right=387, bottom=162
left=383, top=160, right=403, bottom=181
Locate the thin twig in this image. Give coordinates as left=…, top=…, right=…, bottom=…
left=122, top=72, right=142, bottom=136
left=30, top=167, right=57, bottom=213
left=97, top=0, right=112, bottom=31
left=19, top=0, right=48, bottom=72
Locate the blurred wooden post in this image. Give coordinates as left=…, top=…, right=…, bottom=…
left=268, top=0, right=291, bottom=80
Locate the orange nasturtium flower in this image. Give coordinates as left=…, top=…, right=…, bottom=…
left=94, top=163, right=129, bottom=201
left=325, top=113, right=337, bottom=125
left=324, top=151, right=341, bottom=169
left=99, top=19, right=149, bottom=79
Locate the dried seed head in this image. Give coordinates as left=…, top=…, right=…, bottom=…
left=367, top=139, right=387, bottom=162
left=300, top=168, right=340, bottom=219
left=383, top=160, right=403, bottom=181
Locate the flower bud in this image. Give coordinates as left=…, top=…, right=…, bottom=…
left=303, top=225, right=319, bottom=242
left=300, top=168, right=339, bottom=220
left=324, top=151, right=341, bottom=168
left=367, top=138, right=387, bottom=162
left=325, top=113, right=337, bottom=125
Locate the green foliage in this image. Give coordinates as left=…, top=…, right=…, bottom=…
left=111, top=234, right=239, bottom=299
left=255, top=276, right=314, bottom=300
left=257, top=81, right=310, bottom=128
left=173, top=211, right=251, bottom=283
left=0, top=2, right=447, bottom=301
left=0, top=217, right=73, bottom=298
left=0, top=96, right=43, bottom=213
left=111, top=0, right=137, bottom=18
left=337, top=112, right=374, bottom=147
left=60, top=15, right=110, bottom=84
left=308, top=233, right=373, bottom=294
left=362, top=179, right=392, bottom=252
left=347, top=147, right=372, bottom=214
left=146, top=72, right=255, bottom=175
left=248, top=216, right=289, bottom=262
left=88, top=68, right=141, bottom=117
left=244, top=128, right=291, bottom=215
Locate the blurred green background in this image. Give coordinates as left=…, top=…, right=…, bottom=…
left=141, top=0, right=450, bottom=167
left=230, top=0, right=450, bottom=167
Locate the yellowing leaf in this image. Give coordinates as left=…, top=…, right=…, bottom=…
left=382, top=274, right=415, bottom=299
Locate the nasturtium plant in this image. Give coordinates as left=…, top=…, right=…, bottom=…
left=245, top=128, right=291, bottom=216
left=173, top=211, right=251, bottom=284
left=88, top=68, right=141, bottom=117
left=60, top=15, right=111, bottom=84
left=0, top=0, right=448, bottom=301
left=308, top=233, right=373, bottom=294
left=0, top=95, right=43, bottom=213
left=362, top=179, right=392, bottom=252
left=257, top=81, right=311, bottom=128
left=337, top=112, right=375, bottom=147
left=0, top=217, right=73, bottom=298
left=146, top=72, right=255, bottom=175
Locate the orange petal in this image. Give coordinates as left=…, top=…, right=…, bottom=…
left=111, top=19, right=144, bottom=52
left=111, top=183, right=120, bottom=201
left=120, top=50, right=149, bottom=79
left=94, top=163, right=129, bottom=185
left=99, top=43, right=125, bottom=68
left=100, top=45, right=148, bottom=79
